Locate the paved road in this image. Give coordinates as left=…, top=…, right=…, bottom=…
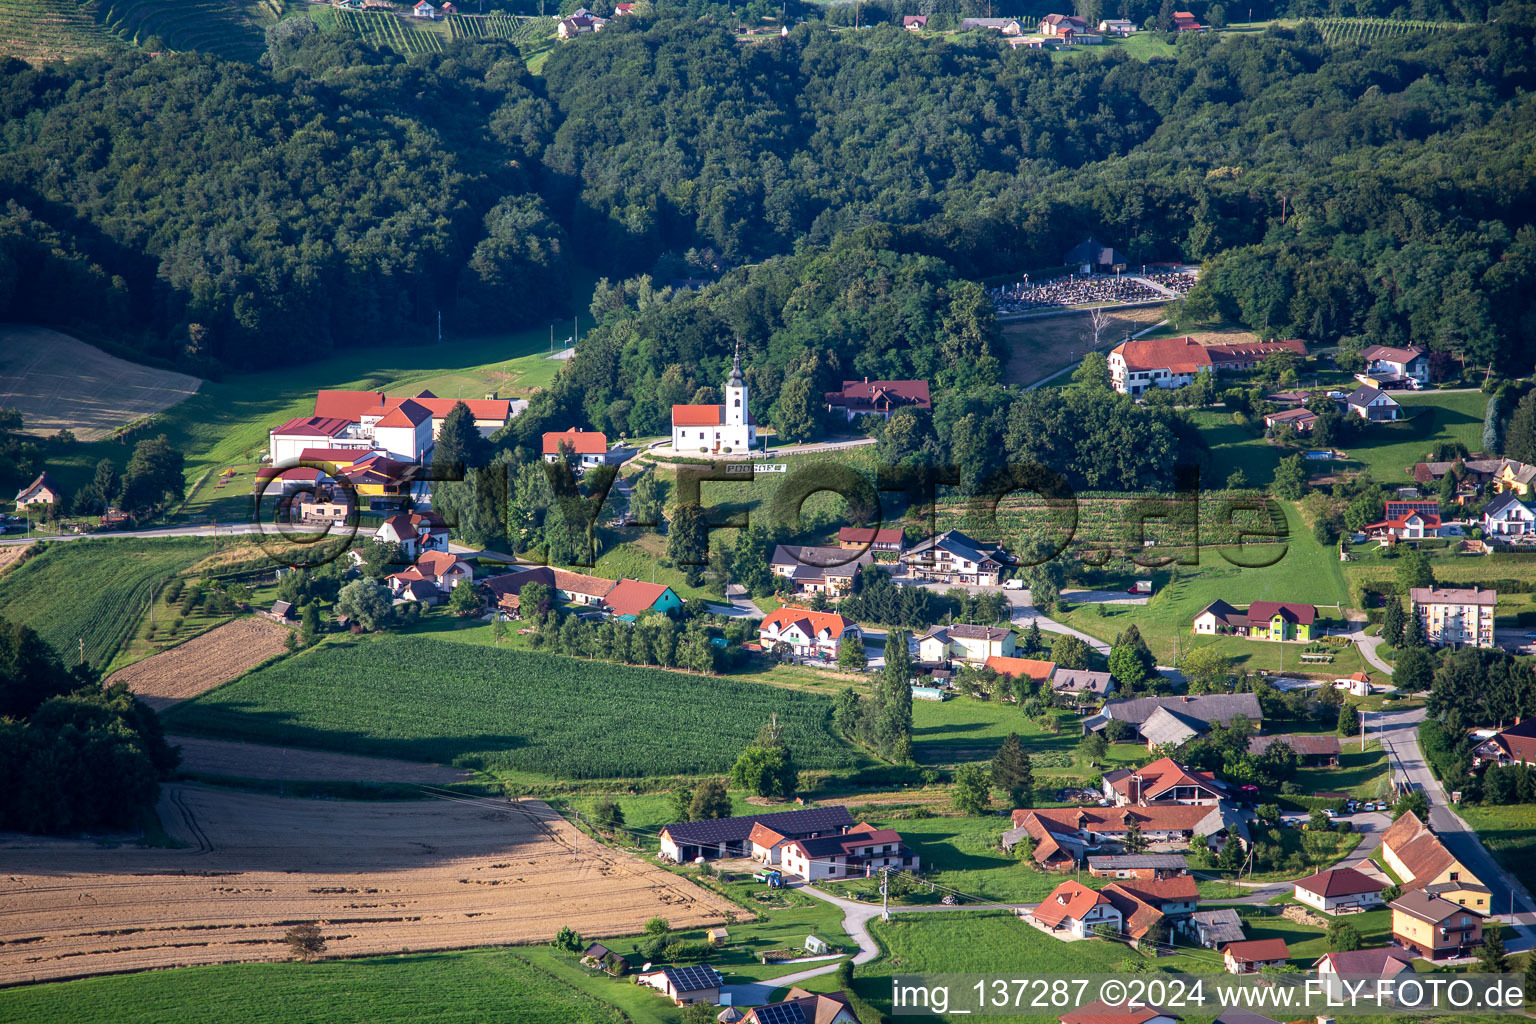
left=1374, top=705, right=1536, bottom=950
left=0, top=521, right=329, bottom=546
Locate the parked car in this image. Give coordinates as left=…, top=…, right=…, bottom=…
left=1003, top=579, right=1025, bottom=591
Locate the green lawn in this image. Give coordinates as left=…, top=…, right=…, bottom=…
left=1055, top=501, right=1350, bottom=663
left=163, top=633, right=864, bottom=782
left=1291, top=743, right=1389, bottom=801
left=1453, top=803, right=1536, bottom=896
left=1239, top=904, right=1394, bottom=963
left=911, top=697, right=1145, bottom=778
left=0, top=949, right=631, bottom=1024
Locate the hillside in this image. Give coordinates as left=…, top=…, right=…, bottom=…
left=0, top=0, right=123, bottom=62
left=0, top=0, right=274, bottom=64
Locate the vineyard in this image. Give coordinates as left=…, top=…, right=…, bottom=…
left=1310, top=17, right=1464, bottom=45
left=94, top=0, right=273, bottom=60
left=165, top=633, right=864, bottom=778
left=0, top=0, right=123, bottom=62
left=0, top=537, right=213, bottom=669
left=332, top=8, right=444, bottom=52
left=445, top=11, right=552, bottom=43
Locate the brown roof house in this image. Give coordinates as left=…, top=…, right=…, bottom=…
left=1247, top=733, right=1341, bottom=766
left=1292, top=867, right=1386, bottom=914
left=825, top=379, right=931, bottom=421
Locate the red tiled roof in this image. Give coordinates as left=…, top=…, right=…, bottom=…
left=543, top=428, right=608, bottom=455
left=1102, top=883, right=1164, bottom=939
left=1110, top=875, right=1198, bottom=905
left=837, top=527, right=904, bottom=545
left=985, top=656, right=1056, bottom=682
left=1112, top=336, right=1213, bottom=374
left=603, top=579, right=673, bottom=618
left=1492, top=719, right=1536, bottom=764
left=1224, top=938, right=1290, bottom=963
left=1060, top=1001, right=1180, bottom=1024
left=374, top=398, right=432, bottom=429
left=315, top=389, right=386, bottom=420
left=671, top=404, right=723, bottom=427
left=1107, top=757, right=1224, bottom=802
left=1246, top=600, right=1316, bottom=625
left=748, top=822, right=786, bottom=848
left=760, top=607, right=854, bottom=640
left=1293, top=867, right=1385, bottom=899
left=1033, top=880, right=1110, bottom=927
left=406, top=395, right=512, bottom=422
left=414, top=550, right=464, bottom=576
left=825, top=379, right=932, bottom=412
left=1013, top=805, right=1214, bottom=834
left=272, top=415, right=351, bottom=438
left=551, top=568, right=616, bottom=598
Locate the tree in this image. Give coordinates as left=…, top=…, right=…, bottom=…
left=284, top=922, right=326, bottom=961
left=1155, top=0, right=1174, bottom=30
left=1482, top=394, right=1503, bottom=455
left=951, top=763, right=992, bottom=815
left=433, top=401, right=493, bottom=472
left=667, top=501, right=709, bottom=586
left=1338, top=700, right=1360, bottom=737
left=592, top=797, right=625, bottom=830
left=669, top=787, right=692, bottom=823
left=837, top=636, right=866, bottom=671
left=1505, top=391, right=1536, bottom=466
left=1476, top=926, right=1508, bottom=974
left=1382, top=599, right=1405, bottom=648
left=644, top=916, right=670, bottom=936
left=552, top=924, right=584, bottom=953
left=89, top=457, right=121, bottom=510
left=1122, top=815, right=1147, bottom=853
left=0, top=618, right=80, bottom=720
left=1272, top=455, right=1306, bottom=500
left=300, top=602, right=321, bottom=645
left=1022, top=620, right=1044, bottom=654
left=731, top=719, right=798, bottom=799
left=448, top=581, right=481, bottom=616
left=1326, top=920, right=1362, bottom=952
left=991, top=733, right=1034, bottom=807
left=1525, top=944, right=1536, bottom=1003
left=1395, top=548, right=1434, bottom=591
left=1108, top=644, right=1150, bottom=691
left=1050, top=633, right=1091, bottom=671
left=772, top=375, right=819, bottom=443
left=875, top=630, right=914, bottom=760
left=1073, top=352, right=1111, bottom=391
left=1180, top=646, right=1233, bottom=694
left=335, top=579, right=393, bottom=631
left=689, top=779, right=732, bottom=820
left=120, top=435, right=184, bottom=513
left=1394, top=790, right=1430, bottom=820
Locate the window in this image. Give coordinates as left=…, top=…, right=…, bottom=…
left=733, top=399, right=740, bottom=407
left=1450, top=872, right=1459, bottom=881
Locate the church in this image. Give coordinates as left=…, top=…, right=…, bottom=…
left=671, top=346, right=757, bottom=453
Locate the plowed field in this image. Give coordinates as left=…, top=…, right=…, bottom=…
left=0, top=785, right=735, bottom=985
left=107, top=618, right=291, bottom=709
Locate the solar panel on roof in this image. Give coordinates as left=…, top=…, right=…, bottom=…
left=752, top=1002, right=808, bottom=1024
left=664, top=964, right=723, bottom=991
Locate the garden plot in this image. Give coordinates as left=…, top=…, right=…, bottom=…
left=0, top=785, right=735, bottom=985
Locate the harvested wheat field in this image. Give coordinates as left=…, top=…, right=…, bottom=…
left=0, top=326, right=201, bottom=441
left=107, top=618, right=292, bottom=709
left=170, top=736, right=474, bottom=785
left=0, top=785, right=735, bottom=985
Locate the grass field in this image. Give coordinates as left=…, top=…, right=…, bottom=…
left=0, top=948, right=632, bottom=1024
left=1453, top=802, right=1536, bottom=895
left=1054, top=501, right=1350, bottom=663
left=911, top=696, right=1144, bottom=777
left=999, top=305, right=1166, bottom=387
left=0, top=536, right=215, bottom=668
left=1197, top=390, right=1487, bottom=489
left=164, top=633, right=864, bottom=780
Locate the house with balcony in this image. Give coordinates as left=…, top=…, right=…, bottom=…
left=901, top=529, right=1009, bottom=585
left=1409, top=586, right=1496, bottom=649
left=1390, top=890, right=1484, bottom=961
left=918, top=624, right=1016, bottom=665
left=779, top=823, right=918, bottom=882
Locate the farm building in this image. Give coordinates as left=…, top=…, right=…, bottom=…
left=837, top=526, right=904, bottom=551
left=659, top=806, right=855, bottom=863
left=637, top=964, right=723, bottom=1006
left=1247, top=733, right=1341, bottom=766
left=1086, top=854, right=1187, bottom=880
left=779, top=823, right=917, bottom=882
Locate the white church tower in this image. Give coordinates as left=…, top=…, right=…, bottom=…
left=725, top=342, right=747, bottom=428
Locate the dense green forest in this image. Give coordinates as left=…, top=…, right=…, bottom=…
left=0, top=9, right=1533, bottom=377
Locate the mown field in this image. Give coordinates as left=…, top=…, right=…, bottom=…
left=0, top=948, right=630, bottom=1024
left=1453, top=802, right=1536, bottom=896
left=164, top=633, right=863, bottom=778
left=0, top=536, right=213, bottom=668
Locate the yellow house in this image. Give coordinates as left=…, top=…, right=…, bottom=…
left=1494, top=460, right=1536, bottom=495
left=1379, top=811, right=1489, bottom=913
left=1390, top=890, right=1484, bottom=961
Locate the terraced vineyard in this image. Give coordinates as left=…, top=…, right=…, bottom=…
left=1310, top=16, right=1464, bottom=45
left=333, top=8, right=444, bottom=52
left=0, top=0, right=124, bottom=62
left=444, top=11, right=551, bottom=43
left=95, top=0, right=273, bottom=60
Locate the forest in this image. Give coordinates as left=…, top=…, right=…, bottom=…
left=0, top=9, right=1533, bottom=376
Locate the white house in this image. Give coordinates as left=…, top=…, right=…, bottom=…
left=374, top=511, right=449, bottom=559
left=901, top=529, right=1008, bottom=586
left=1346, top=385, right=1402, bottom=421
left=779, top=823, right=917, bottom=882
left=916, top=624, right=1016, bottom=665
left=387, top=550, right=474, bottom=595
left=671, top=346, right=755, bottom=453
left=1314, top=948, right=1414, bottom=1001
left=1361, top=344, right=1429, bottom=383
left=1099, top=18, right=1136, bottom=34
left=412, top=0, right=436, bottom=16
left=758, top=607, right=860, bottom=659
left=1030, top=880, right=1122, bottom=938
left=13, top=471, right=63, bottom=508
left=360, top=398, right=435, bottom=463
left=1222, top=938, right=1290, bottom=974
left=1292, top=867, right=1386, bottom=914
left=268, top=416, right=369, bottom=466
left=1483, top=491, right=1535, bottom=536
left=542, top=428, right=614, bottom=469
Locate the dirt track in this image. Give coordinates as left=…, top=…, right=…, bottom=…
left=0, top=785, right=736, bottom=985
left=0, top=326, right=201, bottom=441
left=170, top=735, right=474, bottom=785
left=107, top=618, right=291, bottom=709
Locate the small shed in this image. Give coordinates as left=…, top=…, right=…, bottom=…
left=269, top=600, right=298, bottom=622
left=803, top=934, right=829, bottom=955
left=706, top=927, right=729, bottom=945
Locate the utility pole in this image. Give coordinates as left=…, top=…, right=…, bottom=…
left=880, top=867, right=891, bottom=922
left=1361, top=707, right=1367, bottom=753
left=78, top=638, right=85, bottom=666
